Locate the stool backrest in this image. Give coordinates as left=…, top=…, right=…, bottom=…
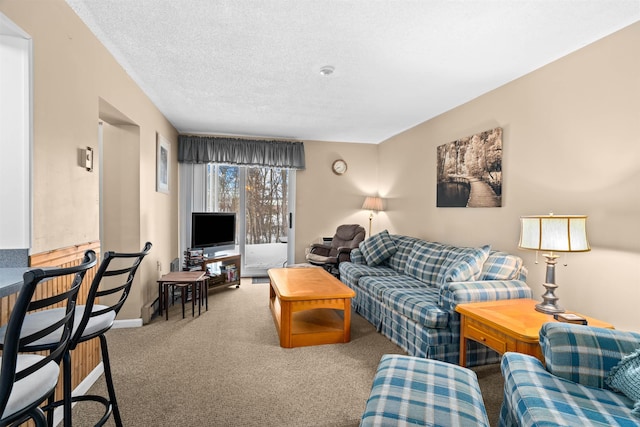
left=0, top=249, right=97, bottom=417
left=71, top=242, right=152, bottom=346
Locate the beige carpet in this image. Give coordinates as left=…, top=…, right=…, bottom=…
left=72, top=280, right=503, bottom=426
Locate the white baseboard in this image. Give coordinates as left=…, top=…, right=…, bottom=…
left=112, top=318, right=143, bottom=328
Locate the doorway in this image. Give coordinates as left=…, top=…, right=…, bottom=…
left=204, top=164, right=295, bottom=277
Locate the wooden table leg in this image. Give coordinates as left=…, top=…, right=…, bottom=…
left=459, top=315, right=467, bottom=367
left=343, top=298, right=352, bottom=343
left=191, top=283, right=195, bottom=317
left=164, top=283, right=170, bottom=321
left=281, top=300, right=292, bottom=348
left=204, top=280, right=208, bottom=311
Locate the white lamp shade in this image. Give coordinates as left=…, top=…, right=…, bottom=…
left=362, top=196, right=384, bottom=211
left=519, top=215, right=590, bottom=252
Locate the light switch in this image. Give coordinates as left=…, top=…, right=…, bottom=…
left=85, top=147, right=93, bottom=171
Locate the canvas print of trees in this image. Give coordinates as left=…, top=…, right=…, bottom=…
left=437, top=127, right=502, bottom=207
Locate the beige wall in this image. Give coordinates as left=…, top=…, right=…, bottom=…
left=378, top=22, right=640, bottom=332
left=294, top=140, right=380, bottom=262
left=3, top=1, right=637, bottom=332
left=1, top=1, right=179, bottom=322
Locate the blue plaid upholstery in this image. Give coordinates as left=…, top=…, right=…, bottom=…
left=500, top=353, right=640, bottom=427
left=350, top=248, right=366, bottom=264
left=359, top=275, right=426, bottom=299
left=361, top=354, right=489, bottom=427
left=340, top=262, right=398, bottom=290
left=382, top=307, right=500, bottom=365
left=438, top=279, right=532, bottom=311
left=381, top=287, right=449, bottom=329
left=444, top=244, right=491, bottom=282
left=480, top=250, right=526, bottom=280
left=360, top=230, right=399, bottom=266
left=500, top=323, right=640, bottom=427
left=607, top=348, right=640, bottom=418
left=403, top=241, right=450, bottom=284
left=541, top=323, right=640, bottom=389
left=353, top=276, right=426, bottom=330
left=383, top=235, right=422, bottom=272
left=339, top=235, right=529, bottom=367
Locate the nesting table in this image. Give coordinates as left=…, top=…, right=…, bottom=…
left=157, top=271, right=208, bottom=320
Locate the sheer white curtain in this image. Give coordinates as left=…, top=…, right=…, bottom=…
left=179, top=163, right=207, bottom=261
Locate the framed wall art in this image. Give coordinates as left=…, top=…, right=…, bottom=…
left=156, top=133, right=170, bottom=194
left=436, top=127, right=502, bottom=207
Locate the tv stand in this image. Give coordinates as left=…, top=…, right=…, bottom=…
left=201, top=252, right=241, bottom=290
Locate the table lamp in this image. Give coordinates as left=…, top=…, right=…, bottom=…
left=518, top=214, right=590, bottom=314
left=362, top=196, right=384, bottom=237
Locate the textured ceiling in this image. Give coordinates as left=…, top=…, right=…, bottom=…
left=66, top=0, right=639, bottom=143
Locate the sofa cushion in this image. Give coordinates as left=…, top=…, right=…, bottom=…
left=339, top=262, right=398, bottom=291
left=403, top=241, right=450, bottom=285
left=607, top=347, right=640, bottom=418
left=383, top=235, right=421, bottom=272
left=444, top=244, right=491, bottom=283
left=359, top=230, right=398, bottom=266
left=480, top=251, right=523, bottom=280
left=381, top=287, right=449, bottom=329
left=359, top=275, right=426, bottom=299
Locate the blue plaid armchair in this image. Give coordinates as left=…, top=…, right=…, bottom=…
left=500, top=322, right=640, bottom=426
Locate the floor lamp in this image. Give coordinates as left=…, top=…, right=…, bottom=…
left=518, top=214, right=590, bottom=314
left=362, top=196, right=384, bottom=237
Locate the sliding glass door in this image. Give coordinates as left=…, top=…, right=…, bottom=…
left=205, top=164, right=295, bottom=276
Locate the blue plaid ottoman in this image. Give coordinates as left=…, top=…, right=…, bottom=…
left=361, top=354, right=489, bottom=426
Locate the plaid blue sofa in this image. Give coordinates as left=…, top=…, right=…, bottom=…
left=339, top=233, right=531, bottom=367
left=360, top=354, right=490, bottom=426
left=500, top=323, right=640, bottom=427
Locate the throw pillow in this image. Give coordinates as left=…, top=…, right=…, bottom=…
left=443, top=245, right=491, bottom=283
left=359, top=230, right=398, bottom=266
left=606, top=347, right=640, bottom=419
left=480, top=251, right=523, bottom=280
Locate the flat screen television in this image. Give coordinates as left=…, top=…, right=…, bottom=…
left=191, top=212, right=236, bottom=253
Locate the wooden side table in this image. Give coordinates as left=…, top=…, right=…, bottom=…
left=456, top=298, right=614, bottom=367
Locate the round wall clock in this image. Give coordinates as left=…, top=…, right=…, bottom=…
left=332, top=159, right=347, bottom=175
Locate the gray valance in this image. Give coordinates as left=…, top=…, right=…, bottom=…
left=178, top=135, right=305, bottom=170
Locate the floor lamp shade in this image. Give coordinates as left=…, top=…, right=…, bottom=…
left=362, top=196, right=384, bottom=236
left=518, top=214, right=590, bottom=314
left=362, top=196, right=384, bottom=212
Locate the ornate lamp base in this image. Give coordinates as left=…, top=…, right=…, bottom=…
left=535, top=254, right=565, bottom=314
left=535, top=289, right=565, bottom=314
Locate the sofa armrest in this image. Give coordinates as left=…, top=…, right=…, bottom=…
left=438, top=279, right=532, bottom=312
left=540, top=322, right=640, bottom=389
left=347, top=248, right=366, bottom=265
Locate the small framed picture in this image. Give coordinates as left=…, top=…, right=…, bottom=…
left=156, top=133, right=170, bottom=194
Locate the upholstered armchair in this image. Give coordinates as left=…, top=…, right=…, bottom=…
left=306, top=224, right=366, bottom=276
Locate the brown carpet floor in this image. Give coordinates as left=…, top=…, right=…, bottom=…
left=72, top=280, right=503, bottom=426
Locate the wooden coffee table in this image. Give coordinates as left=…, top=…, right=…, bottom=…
left=456, top=298, right=614, bottom=366
left=268, top=267, right=356, bottom=348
